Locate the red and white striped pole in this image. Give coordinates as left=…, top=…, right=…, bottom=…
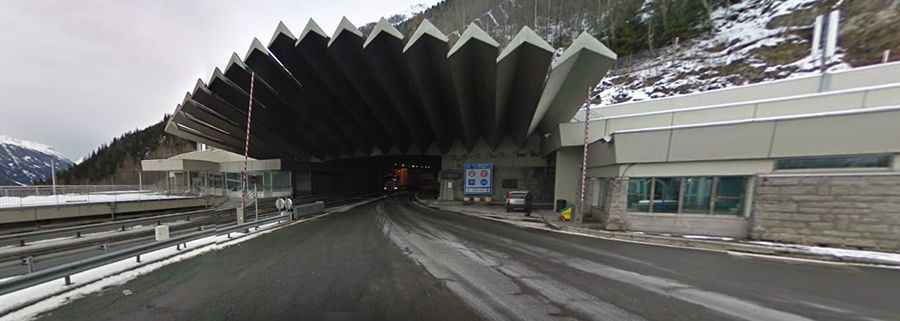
left=241, top=72, right=255, bottom=216
left=578, top=86, right=592, bottom=223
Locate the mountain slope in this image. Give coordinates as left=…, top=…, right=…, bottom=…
left=0, top=135, right=73, bottom=186
left=55, top=115, right=196, bottom=186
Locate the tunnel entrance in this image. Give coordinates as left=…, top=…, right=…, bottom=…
left=300, top=155, right=442, bottom=197
left=379, top=156, right=442, bottom=194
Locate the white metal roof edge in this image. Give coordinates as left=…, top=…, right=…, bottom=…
left=363, top=18, right=404, bottom=48
left=587, top=135, right=614, bottom=145
left=612, top=104, right=900, bottom=135
left=588, top=81, right=900, bottom=122
left=497, top=26, right=554, bottom=62
left=328, top=17, right=363, bottom=47
left=447, top=23, right=499, bottom=58
left=403, top=19, right=448, bottom=53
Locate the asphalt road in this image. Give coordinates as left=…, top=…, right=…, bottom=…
left=32, top=197, right=900, bottom=321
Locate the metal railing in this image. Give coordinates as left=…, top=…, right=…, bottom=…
left=0, top=207, right=302, bottom=297
left=0, top=208, right=224, bottom=247
left=0, top=185, right=190, bottom=208
left=0, top=195, right=381, bottom=297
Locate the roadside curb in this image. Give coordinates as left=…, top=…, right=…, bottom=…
left=412, top=197, right=900, bottom=269
left=538, top=214, right=563, bottom=230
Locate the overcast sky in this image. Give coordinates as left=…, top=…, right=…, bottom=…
left=0, top=0, right=433, bottom=161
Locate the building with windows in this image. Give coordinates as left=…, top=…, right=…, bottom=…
left=141, top=149, right=293, bottom=198
left=544, top=61, right=900, bottom=251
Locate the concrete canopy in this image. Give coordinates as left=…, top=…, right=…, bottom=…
left=164, top=19, right=617, bottom=161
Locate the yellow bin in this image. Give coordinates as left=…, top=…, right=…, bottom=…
left=560, top=207, right=572, bottom=221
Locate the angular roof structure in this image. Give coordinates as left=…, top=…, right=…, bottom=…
left=165, top=19, right=617, bottom=161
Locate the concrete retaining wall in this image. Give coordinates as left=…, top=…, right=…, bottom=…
left=752, top=174, right=900, bottom=251
left=0, top=197, right=213, bottom=225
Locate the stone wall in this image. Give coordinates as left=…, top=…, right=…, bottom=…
left=590, top=177, right=628, bottom=230
left=752, top=174, right=900, bottom=251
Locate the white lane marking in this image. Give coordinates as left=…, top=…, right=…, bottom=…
left=726, top=251, right=900, bottom=270
left=379, top=203, right=570, bottom=321
left=381, top=202, right=648, bottom=321
left=496, top=240, right=817, bottom=321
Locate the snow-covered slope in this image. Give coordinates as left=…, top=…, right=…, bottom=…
left=592, top=0, right=849, bottom=107
left=0, top=135, right=73, bottom=186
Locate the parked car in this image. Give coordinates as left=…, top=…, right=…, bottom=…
left=505, top=191, right=532, bottom=215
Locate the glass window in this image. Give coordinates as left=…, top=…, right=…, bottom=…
left=775, top=154, right=892, bottom=170
left=682, top=177, right=713, bottom=214
left=226, top=173, right=241, bottom=192
left=652, top=178, right=681, bottom=213
left=627, top=178, right=651, bottom=212
left=714, top=177, right=747, bottom=215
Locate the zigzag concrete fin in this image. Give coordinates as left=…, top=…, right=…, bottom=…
left=553, top=32, right=617, bottom=68
left=497, top=26, right=555, bottom=62
left=328, top=17, right=363, bottom=47
left=268, top=21, right=296, bottom=47
left=226, top=53, right=249, bottom=72
left=245, top=38, right=270, bottom=61
left=403, top=19, right=448, bottom=52
left=447, top=23, right=499, bottom=57
left=363, top=18, right=404, bottom=48
left=299, top=19, right=328, bottom=43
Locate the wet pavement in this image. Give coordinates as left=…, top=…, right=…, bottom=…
left=33, top=196, right=900, bottom=321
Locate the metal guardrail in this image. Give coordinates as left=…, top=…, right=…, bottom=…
left=0, top=229, right=216, bottom=296
left=0, top=185, right=144, bottom=197
left=0, top=195, right=383, bottom=297
left=0, top=205, right=317, bottom=297
left=294, top=201, right=325, bottom=216
left=0, top=219, right=214, bottom=264
left=0, top=208, right=223, bottom=247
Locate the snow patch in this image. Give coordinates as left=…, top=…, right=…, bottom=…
left=747, top=241, right=900, bottom=265
left=683, top=235, right=735, bottom=241
left=0, top=192, right=188, bottom=208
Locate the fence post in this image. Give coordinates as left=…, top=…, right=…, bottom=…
left=64, top=275, right=72, bottom=286
left=23, top=256, right=34, bottom=274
